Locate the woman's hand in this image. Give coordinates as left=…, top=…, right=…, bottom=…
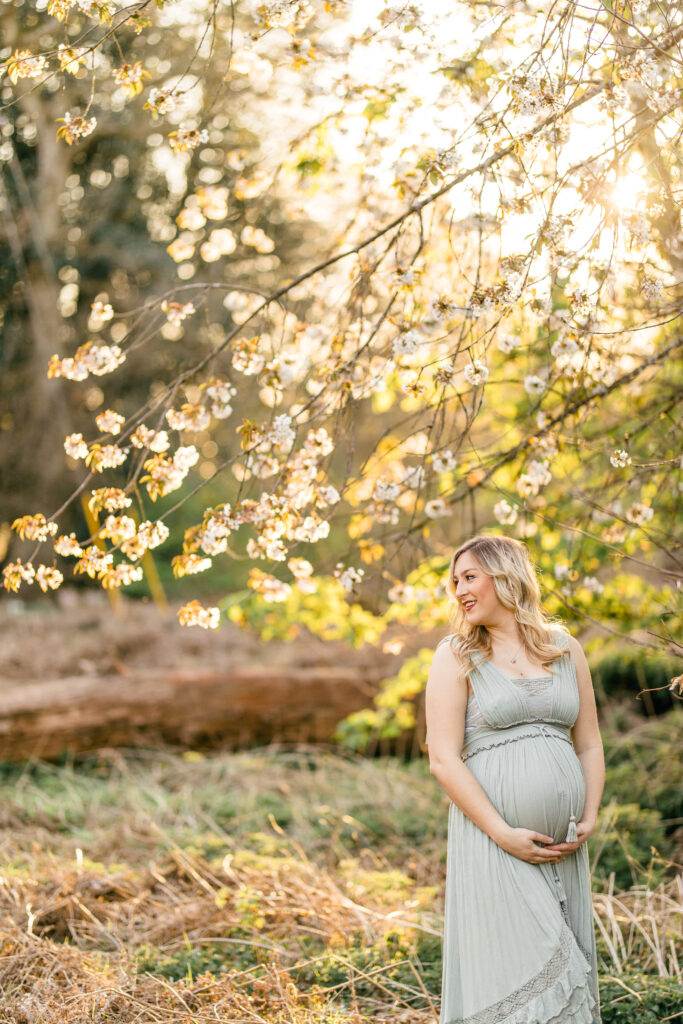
left=494, top=826, right=566, bottom=864
left=543, top=818, right=596, bottom=859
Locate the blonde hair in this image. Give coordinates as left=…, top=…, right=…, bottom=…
left=444, top=534, right=569, bottom=674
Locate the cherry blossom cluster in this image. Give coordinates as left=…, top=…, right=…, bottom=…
left=48, top=341, right=125, bottom=380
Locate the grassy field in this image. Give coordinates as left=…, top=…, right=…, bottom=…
left=0, top=722, right=681, bottom=1023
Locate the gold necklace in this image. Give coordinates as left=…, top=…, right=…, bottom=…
left=509, top=640, right=525, bottom=665
left=492, top=638, right=527, bottom=676
left=505, top=639, right=526, bottom=675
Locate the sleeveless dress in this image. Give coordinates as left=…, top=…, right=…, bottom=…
left=432, top=629, right=601, bottom=1024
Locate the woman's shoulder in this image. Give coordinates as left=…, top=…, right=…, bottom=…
left=549, top=623, right=573, bottom=649
left=548, top=625, right=587, bottom=669
left=435, top=633, right=462, bottom=654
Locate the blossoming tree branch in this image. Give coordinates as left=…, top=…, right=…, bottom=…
left=2, top=1, right=681, bottom=675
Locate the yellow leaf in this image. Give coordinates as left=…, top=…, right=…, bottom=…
left=372, top=389, right=395, bottom=413
left=359, top=542, right=385, bottom=564
left=348, top=514, right=372, bottom=539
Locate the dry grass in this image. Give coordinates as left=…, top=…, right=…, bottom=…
left=0, top=745, right=680, bottom=1023
left=593, top=875, right=682, bottom=979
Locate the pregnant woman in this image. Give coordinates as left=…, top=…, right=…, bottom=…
left=425, top=534, right=605, bottom=1024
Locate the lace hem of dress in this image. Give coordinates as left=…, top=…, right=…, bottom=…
left=444, top=924, right=598, bottom=1024
left=463, top=728, right=573, bottom=761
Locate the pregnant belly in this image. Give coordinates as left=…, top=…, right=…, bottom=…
left=470, top=734, right=586, bottom=844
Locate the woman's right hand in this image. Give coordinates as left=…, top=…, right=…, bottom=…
left=494, top=825, right=562, bottom=863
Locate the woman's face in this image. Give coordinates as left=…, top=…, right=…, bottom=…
left=453, top=551, right=503, bottom=626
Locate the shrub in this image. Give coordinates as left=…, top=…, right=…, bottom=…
left=134, top=937, right=262, bottom=979
left=601, top=710, right=683, bottom=824
left=599, top=972, right=683, bottom=1023
left=293, top=927, right=442, bottom=1005
left=589, top=649, right=680, bottom=716
left=590, top=802, right=673, bottom=889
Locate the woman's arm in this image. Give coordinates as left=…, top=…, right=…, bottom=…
left=425, top=643, right=562, bottom=863
left=547, top=634, right=605, bottom=854
left=569, top=634, right=605, bottom=826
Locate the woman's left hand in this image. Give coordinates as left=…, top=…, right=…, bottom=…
left=544, top=819, right=595, bottom=858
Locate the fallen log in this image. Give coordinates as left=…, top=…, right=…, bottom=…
left=0, top=664, right=387, bottom=762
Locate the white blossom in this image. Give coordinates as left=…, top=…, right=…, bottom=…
left=54, top=533, right=83, bottom=557
left=431, top=450, right=457, bottom=474
left=393, top=330, right=421, bottom=357
left=493, top=499, right=518, bottom=525
left=147, top=87, right=176, bottom=115
left=551, top=335, right=579, bottom=360
left=335, top=564, right=364, bottom=591
left=101, top=515, right=136, bottom=544
left=524, top=374, right=546, bottom=396
left=271, top=414, right=295, bottom=448
left=466, top=293, right=494, bottom=319
left=64, top=433, right=89, bottom=459
left=427, top=296, right=457, bottom=323
left=131, top=425, right=170, bottom=452
left=292, top=515, right=330, bottom=542
left=178, top=600, right=220, bottom=629
left=206, top=380, right=237, bottom=419
left=642, top=276, right=664, bottom=303
left=35, top=566, right=63, bottom=592
left=625, top=502, right=654, bottom=525
left=161, top=300, right=195, bottom=325
left=528, top=459, right=552, bottom=485
left=499, top=271, right=523, bottom=306
left=517, top=458, right=551, bottom=497
left=497, top=334, right=520, bottom=354
left=610, top=449, right=631, bottom=468
left=373, top=476, right=400, bottom=502
left=138, top=520, right=170, bottom=550
left=316, top=484, right=340, bottom=507
left=464, top=360, right=489, bottom=386
left=402, top=465, right=425, bottom=490
left=393, top=267, right=415, bottom=287
left=95, top=409, right=125, bottom=435
left=87, top=443, right=128, bottom=472
left=425, top=498, right=449, bottom=518
left=174, top=445, right=200, bottom=472
left=625, top=212, right=651, bottom=246
left=86, top=344, right=125, bottom=376
left=166, top=405, right=211, bottom=433
left=198, top=515, right=231, bottom=556
left=90, top=301, right=114, bottom=327
left=387, top=582, right=415, bottom=603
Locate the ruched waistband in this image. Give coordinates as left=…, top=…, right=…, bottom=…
left=462, top=721, right=573, bottom=762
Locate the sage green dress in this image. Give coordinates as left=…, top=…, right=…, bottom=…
left=434, top=629, right=601, bottom=1024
